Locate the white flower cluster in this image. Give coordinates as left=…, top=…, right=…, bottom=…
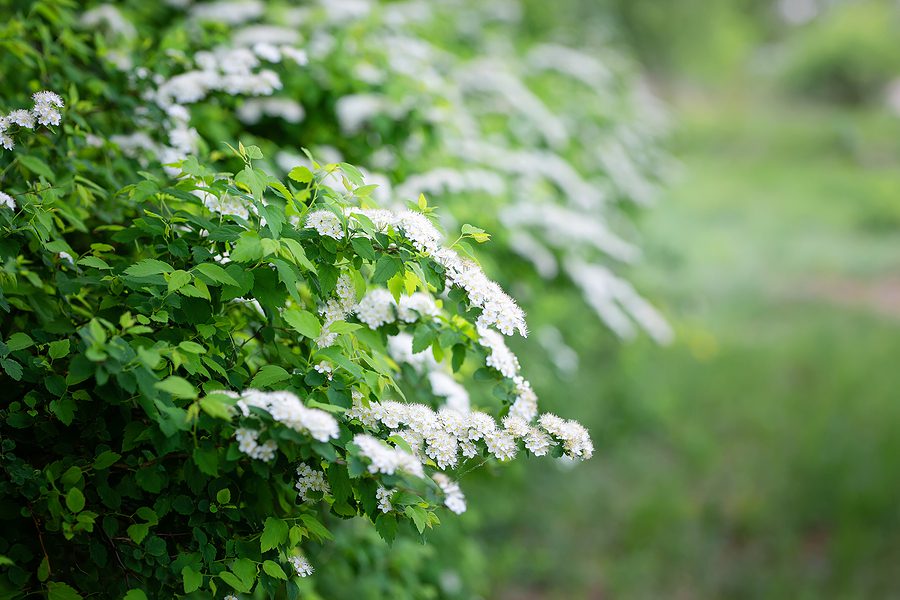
left=288, top=555, right=314, bottom=577
left=432, top=473, right=466, bottom=515
left=234, top=427, right=278, bottom=462
left=237, top=389, right=340, bottom=443
left=305, top=204, right=529, bottom=338
left=538, top=413, right=594, bottom=459
left=376, top=486, right=394, bottom=513
left=353, top=289, right=439, bottom=330
left=351, top=433, right=425, bottom=478
left=316, top=273, right=357, bottom=348
left=427, top=371, right=470, bottom=413
left=346, top=397, right=564, bottom=467
left=0, top=191, right=15, bottom=211
left=295, top=463, right=330, bottom=502
left=0, top=91, right=64, bottom=151
left=304, top=210, right=343, bottom=239
left=224, top=595, right=239, bottom=600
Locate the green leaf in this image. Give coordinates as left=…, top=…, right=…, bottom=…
left=1, top=358, right=22, bottom=380
left=6, top=332, right=33, bottom=352
left=92, top=451, right=121, bottom=470
left=350, top=236, right=376, bottom=260
left=262, top=560, right=287, bottom=580
left=18, top=155, right=55, bottom=181
left=461, top=223, right=491, bottom=243
left=167, top=270, right=191, bottom=293
left=37, top=556, right=49, bottom=582
left=178, top=341, right=206, bottom=354
left=218, top=571, right=251, bottom=594
left=374, top=514, right=397, bottom=545
left=124, top=259, right=174, bottom=278
left=372, top=255, right=402, bottom=284
left=65, top=488, right=85, bottom=513
left=192, top=446, right=219, bottom=476
left=412, top=326, right=436, bottom=354
left=194, top=263, right=239, bottom=286
left=260, top=517, right=288, bottom=552
left=300, top=514, right=333, bottom=541
left=77, top=256, right=112, bottom=270
left=404, top=505, right=428, bottom=534
left=199, top=395, right=233, bottom=420
left=155, top=376, right=197, bottom=399
left=122, top=590, right=148, bottom=600
left=126, top=523, right=149, bottom=544
left=232, top=558, right=257, bottom=587
left=282, top=308, right=321, bottom=339
left=288, top=166, right=313, bottom=183
left=47, top=582, right=83, bottom=600
left=230, top=232, right=263, bottom=263
left=182, top=566, right=202, bottom=593
left=48, top=339, right=70, bottom=359
left=216, top=488, right=231, bottom=504
left=250, top=365, right=291, bottom=388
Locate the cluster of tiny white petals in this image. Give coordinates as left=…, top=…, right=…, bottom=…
left=353, top=289, right=395, bottom=329
left=304, top=210, right=344, bottom=239
left=234, top=427, right=277, bottom=462
left=538, top=413, right=594, bottom=459
left=509, top=377, right=538, bottom=422
left=288, top=555, right=314, bottom=578
left=477, top=327, right=520, bottom=379
left=313, top=361, right=334, bottom=380
left=432, top=473, right=467, bottom=515
left=224, top=595, right=239, bottom=600
left=386, top=333, right=437, bottom=372
left=352, top=433, right=425, bottom=478
left=239, top=389, right=340, bottom=442
left=295, top=463, right=330, bottom=502
left=0, top=192, right=15, bottom=211
left=315, top=273, right=358, bottom=348
left=376, top=486, right=394, bottom=513
left=1, top=90, right=64, bottom=151
left=353, top=288, right=439, bottom=329
left=434, top=250, right=527, bottom=336
left=427, top=371, right=470, bottom=413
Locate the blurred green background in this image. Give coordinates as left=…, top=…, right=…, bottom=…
left=443, top=0, right=900, bottom=597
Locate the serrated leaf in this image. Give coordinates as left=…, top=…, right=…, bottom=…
left=218, top=571, right=251, bottom=593
left=282, top=308, right=320, bottom=339
left=155, top=376, right=197, bottom=399
left=48, top=339, right=70, bottom=359
left=374, top=514, right=397, bottom=545
left=47, top=582, right=83, bottom=600
left=6, top=332, right=33, bottom=352
left=126, top=523, right=149, bottom=544
left=18, top=155, right=55, bottom=182
left=299, top=514, right=333, bottom=541
left=92, top=451, right=121, bottom=470
left=404, top=505, right=428, bottom=534
left=199, top=395, right=233, bottom=420
left=216, top=488, right=231, bottom=504
left=167, top=270, right=191, bottom=293
left=182, top=566, right=202, bottom=594
left=372, top=255, right=402, bottom=284
left=350, top=237, right=375, bottom=260
left=122, top=590, right=148, bottom=600
left=124, top=259, right=173, bottom=278
left=262, top=560, right=287, bottom=580
left=250, top=365, right=291, bottom=388
left=260, top=517, right=288, bottom=552
left=194, top=263, right=239, bottom=286
left=230, top=232, right=263, bottom=263
left=77, top=256, right=112, bottom=270
left=288, top=166, right=313, bottom=183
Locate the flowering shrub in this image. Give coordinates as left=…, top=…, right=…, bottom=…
left=1, top=131, right=590, bottom=597
left=0, top=0, right=664, bottom=597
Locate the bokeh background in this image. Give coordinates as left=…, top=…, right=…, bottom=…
left=436, top=0, right=900, bottom=597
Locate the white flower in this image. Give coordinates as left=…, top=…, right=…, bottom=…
left=352, top=434, right=425, bottom=478
left=376, top=486, right=394, bottom=513
left=313, top=361, right=333, bottom=380
left=7, top=110, right=34, bottom=129
left=432, top=473, right=467, bottom=515
left=304, top=210, right=343, bottom=239
left=32, top=91, right=64, bottom=108
left=239, top=389, right=340, bottom=442
left=477, top=328, right=520, bottom=378
left=234, top=428, right=278, bottom=462
left=295, top=463, right=330, bottom=502
left=484, top=429, right=517, bottom=461
left=354, top=289, right=396, bottom=329
left=397, top=292, right=439, bottom=323
left=0, top=133, right=12, bottom=151
left=428, top=371, right=470, bottom=413
left=224, top=595, right=239, bottom=600
left=288, top=555, right=314, bottom=577
left=0, top=192, right=15, bottom=211
left=538, top=413, right=593, bottom=459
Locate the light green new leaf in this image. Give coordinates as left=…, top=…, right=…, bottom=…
left=282, top=308, right=321, bottom=339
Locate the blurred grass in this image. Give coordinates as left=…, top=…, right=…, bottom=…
left=453, top=88, right=900, bottom=598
